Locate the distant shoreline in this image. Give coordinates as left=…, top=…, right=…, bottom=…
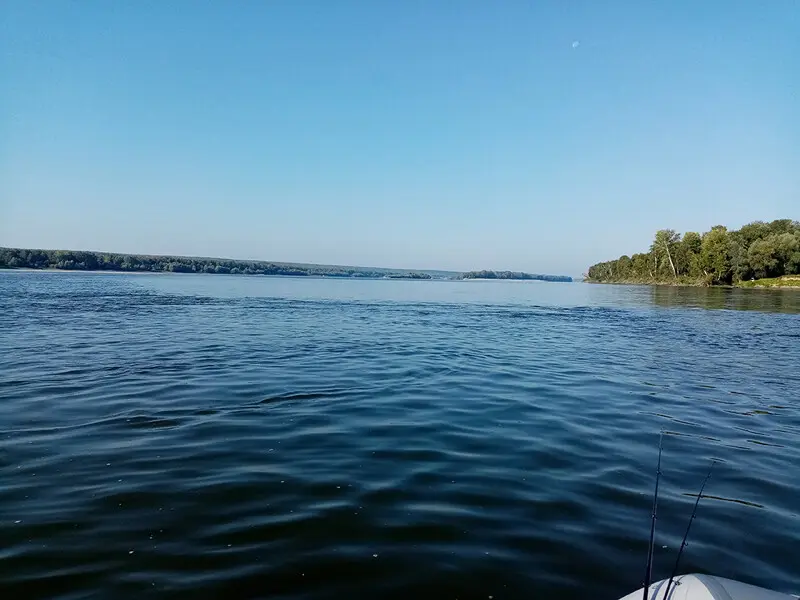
left=3, top=267, right=577, bottom=282
left=1, top=267, right=426, bottom=280
left=459, top=277, right=550, bottom=282
left=0, top=247, right=572, bottom=282
left=0, top=248, right=434, bottom=279
left=8, top=268, right=165, bottom=275
left=457, top=270, right=572, bottom=283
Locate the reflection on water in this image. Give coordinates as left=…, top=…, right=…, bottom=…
left=650, top=284, right=800, bottom=313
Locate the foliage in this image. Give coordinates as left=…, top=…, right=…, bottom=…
left=458, top=270, right=572, bottom=282
left=0, top=248, right=433, bottom=279
left=700, top=226, right=731, bottom=284
left=586, top=219, right=800, bottom=286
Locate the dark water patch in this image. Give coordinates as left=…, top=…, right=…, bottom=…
left=122, top=415, right=183, bottom=430
left=703, top=396, right=737, bottom=405
left=747, top=439, right=785, bottom=448
left=257, top=389, right=354, bottom=405
left=652, top=413, right=701, bottom=427
left=193, top=408, right=219, bottom=416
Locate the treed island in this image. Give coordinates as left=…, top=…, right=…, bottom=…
left=0, top=248, right=572, bottom=282
left=457, top=270, right=571, bottom=282
left=587, top=219, right=800, bottom=288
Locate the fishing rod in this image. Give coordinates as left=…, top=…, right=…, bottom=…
left=642, top=432, right=664, bottom=600
left=662, top=461, right=715, bottom=600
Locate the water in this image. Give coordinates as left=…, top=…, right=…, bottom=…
left=1, top=272, right=799, bottom=599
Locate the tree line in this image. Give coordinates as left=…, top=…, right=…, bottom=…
left=0, top=248, right=432, bottom=279
left=458, top=270, right=572, bottom=282
left=586, top=219, right=800, bottom=285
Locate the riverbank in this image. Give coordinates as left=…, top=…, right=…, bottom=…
left=584, top=277, right=709, bottom=287
left=585, top=276, right=800, bottom=290
left=738, top=276, right=800, bottom=289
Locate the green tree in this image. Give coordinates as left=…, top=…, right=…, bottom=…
left=737, top=221, right=770, bottom=247
left=675, top=231, right=701, bottom=277
left=682, top=231, right=702, bottom=254
left=651, top=229, right=681, bottom=279
left=789, top=250, right=800, bottom=274
left=728, top=236, right=751, bottom=282
left=616, top=255, right=633, bottom=279
left=700, top=226, right=731, bottom=283
left=748, top=237, right=779, bottom=279
left=766, top=219, right=796, bottom=236
left=773, top=233, right=799, bottom=275
left=630, top=253, right=651, bottom=279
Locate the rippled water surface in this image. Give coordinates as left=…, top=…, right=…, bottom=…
left=2, top=272, right=799, bottom=599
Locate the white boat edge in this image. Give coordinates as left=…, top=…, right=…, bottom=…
left=618, top=574, right=799, bottom=600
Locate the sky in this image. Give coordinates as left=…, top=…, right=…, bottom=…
left=1, top=1, right=798, bottom=275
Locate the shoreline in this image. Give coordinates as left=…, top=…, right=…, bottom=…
left=585, top=279, right=712, bottom=288
left=458, top=277, right=555, bottom=282
left=4, top=268, right=165, bottom=275
left=0, top=267, right=437, bottom=281
left=585, top=279, right=800, bottom=291
left=1, top=269, right=571, bottom=283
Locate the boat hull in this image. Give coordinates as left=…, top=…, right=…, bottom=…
left=618, top=574, right=798, bottom=600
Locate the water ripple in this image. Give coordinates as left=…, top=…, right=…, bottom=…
left=1, top=272, right=799, bottom=599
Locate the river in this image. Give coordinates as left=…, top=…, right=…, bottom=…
left=1, top=272, right=798, bottom=599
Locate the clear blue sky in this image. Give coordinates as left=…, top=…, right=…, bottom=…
left=1, top=1, right=797, bottom=275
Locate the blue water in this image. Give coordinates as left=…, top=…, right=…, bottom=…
left=1, top=272, right=799, bottom=599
